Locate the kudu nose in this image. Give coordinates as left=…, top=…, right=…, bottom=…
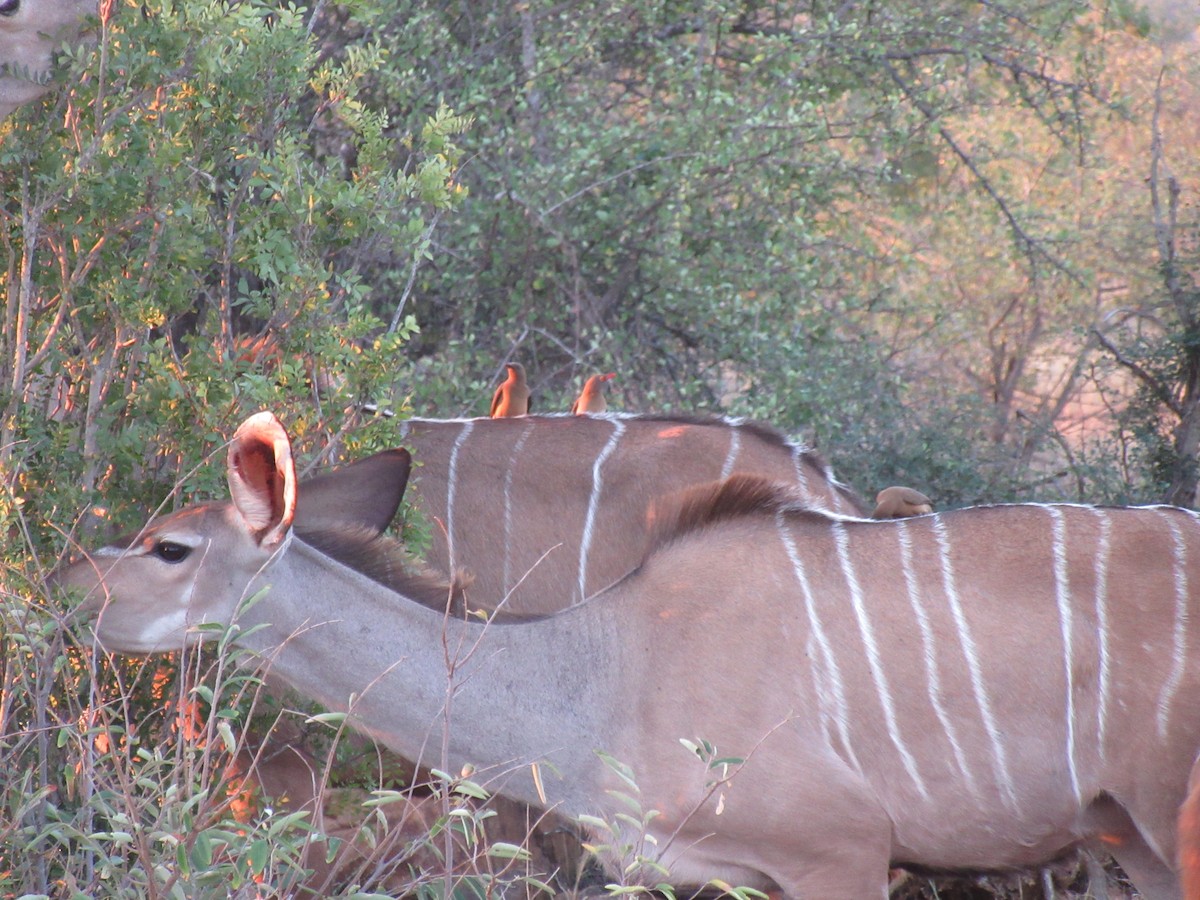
left=45, top=555, right=108, bottom=617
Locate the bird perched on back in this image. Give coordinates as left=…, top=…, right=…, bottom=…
left=871, top=486, right=934, bottom=519
left=490, top=362, right=531, bottom=417
left=571, top=372, right=616, bottom=414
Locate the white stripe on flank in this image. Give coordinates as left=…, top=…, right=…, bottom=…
left=1156, top=510, right=1189, bottom=739
left=501, top=421, right=535, bottom=595
left=778, top=511, right=863, bottom=776
left=444, top=420, right=475, bottom=571
left=1092, top=509, right=1112, bottom=757
left=833, top=522, right=929, bottom=800
left=1047, top=507, right=1082, bottom=806
left=896, top=520, right=979, bottom=801
left=932, top=515, right=1019, bottom=810
left=720, top=427, right=741, bottom=480
left=824, top=461, right=846, bottom=515
left=789, top=446, right=811, bottom=497
left=578, top=419, right=626, bottom=600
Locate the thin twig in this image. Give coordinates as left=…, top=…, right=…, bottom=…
left=387, top=210, right=441, bottom=335
left=882, top=59, right=1085, bottom=288
left=1091, top=326, right=1180, bottom=417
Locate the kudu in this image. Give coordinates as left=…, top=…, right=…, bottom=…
left=1180, top=775, right=1200, bottom=900
left=0, top=0, right=95, bottom=119
left=397, top=412, right=868, bottom=612
left=56, top=412, right=1200, bottom=899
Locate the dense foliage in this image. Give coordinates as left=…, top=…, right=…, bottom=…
left=2, top=0, right=1199, bottom=895
left=0, top=0, right=473, bottom=894
left=283, top=0, right=1200, bottom=508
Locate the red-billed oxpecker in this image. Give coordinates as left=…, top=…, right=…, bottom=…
left=871, top=485, right=934, bottom=519
left=490, top=362, right=531, bottom=418
left=571, top=372, right=616, bottom=414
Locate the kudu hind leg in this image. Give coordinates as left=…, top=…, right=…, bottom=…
left=678, top=736, right=891, bottom=898
left=757, top=781, right=893, bottom=899
left=760, top=823, right=891, bottom=900
left=1083, top=794, right=1180, bottom=900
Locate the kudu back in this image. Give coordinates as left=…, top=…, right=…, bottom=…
left=398, top=413, right=867, bottom=612
left=55, top=412, right=1200, bottom=899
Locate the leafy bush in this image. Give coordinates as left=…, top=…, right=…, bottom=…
left=0, top=0, right=476, bottom=893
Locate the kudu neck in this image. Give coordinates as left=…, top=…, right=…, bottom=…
left=233, top=538, right=622, bottom=813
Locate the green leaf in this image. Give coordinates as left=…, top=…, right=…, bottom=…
left=190, top=830, right=214, bottom=869
left=305, top=711, right=348, bottom=726
left=452, top=779, right=490, bottom=801
left=487, top=842, right=531, bottom=860
left=245, top=838, right=271, bottom=875
left=574, top=814, right=613, bottom=834
left=217, top=721, right=236, bottom=754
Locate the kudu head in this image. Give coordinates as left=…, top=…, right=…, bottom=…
left=56, top=412, right=411, bottom=654
left=0, top=0, right=97, bottom=119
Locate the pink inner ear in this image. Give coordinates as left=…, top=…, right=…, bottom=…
left=228, top=412, right=297, bottom=547
left=238, top=442, right=278, bottom=502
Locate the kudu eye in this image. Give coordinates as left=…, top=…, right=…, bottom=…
left=0, top=0, right=19, bottom=17
left=151, top=540, right=191, bottom=563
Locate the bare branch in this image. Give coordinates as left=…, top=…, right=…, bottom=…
left=882, top=59, right=1086, bottom=287
left=1149, top=66, right=1173, bottom=269
left=1091, top=325, right=1181, bottom=418
left=386, top=210, right=441, bottom=336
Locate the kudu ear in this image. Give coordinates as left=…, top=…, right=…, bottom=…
left=294, top=449, right=412, bottom=536
left=227, top=411, right=297, bottom=550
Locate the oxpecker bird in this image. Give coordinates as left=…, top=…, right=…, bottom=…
left=490, top=362, right=531, bottom=417
left=571, top=372, right=616, bottom=414
left=871, top=486, right=934, bottom=519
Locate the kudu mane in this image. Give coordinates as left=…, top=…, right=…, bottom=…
left=294, top=523, right=468, bottom=614
left=645, top=473, right=838, bottom=558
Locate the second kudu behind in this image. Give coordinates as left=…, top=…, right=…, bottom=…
left=55, top=412, right=1200, bottom=899
left=396, top=412, right=868, bottom=612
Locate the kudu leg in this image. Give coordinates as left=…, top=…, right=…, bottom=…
left=1106, top=843, right=1180, bottom=900
left=1083, top=794, right=1180, bottom=900
left=745, top=753, right=893, bottom=899
left=655, top=740, right=892, bottom=899
left=757, top=813, right=892, bottom=900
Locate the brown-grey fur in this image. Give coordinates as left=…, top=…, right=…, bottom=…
left=56, top=413, right=1200, bottom=899
left=398, top=413, right=867, bottom=613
